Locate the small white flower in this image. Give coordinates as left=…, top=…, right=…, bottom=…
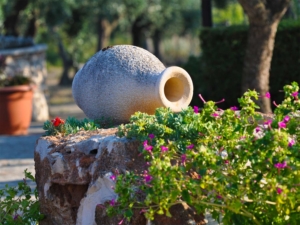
left=220, top=150, right=228, bottom=159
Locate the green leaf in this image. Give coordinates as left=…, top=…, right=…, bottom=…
left=125, top=209, right=133, bottom=218
left=229, top=200, right=243, bottom=213
left=165, top=209, right=172, bottom=217
left=181, top=190, right=191, bottom=204
left=156, top=208, right=164, bottom=215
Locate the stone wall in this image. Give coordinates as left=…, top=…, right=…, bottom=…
left=0, top=44, right=49, bottom=121
left=34, top=129, right=206, bottom=225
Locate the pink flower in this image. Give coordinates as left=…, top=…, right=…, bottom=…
left=160, top=146, right=168, bottom=152
left=110, top=174, right=116, bottom=181
left=255, top=127, right=261, bottom=133
left=143, top=140, right=153, bottom=152
left=148, top=133, right=155, bottom=139
left=265, top=92, right=271, bottom=98
left=194, top=106, right=199, bottom=114
left=264, top=120, right=272, bottom=126
left=186, top=144, right=194, bottom=149
left=13, top=214, right=19, bottom=221
left=143, top=171, right=153, bottom=183
left=140, top=209, right=147, bottom=214
left=118, top=218, right=125, bottom=225
left=198, top=94, right=206, bottom=103
left=212, top=112, right=219, bottom=117
left=144, top=175, right=152, bottom=182
left=215, top=98, right=225, bottom=104
left=144, top=145, right=153, bottom=151
left=274, top=161, right=287, bottom=169
left=283, top=116, right=290, bottom=123
left=230, top=106, right=238, bottom=111
left=224, top=160, right=229, bottom=164
left=181, top=154, right=187, bottom=164
left=110, top=198, right=116, bottom=206
left=216, top=195, right=222, bottom=199
left=276, top=187, right=283, bottom=194
left=278, top=121, right=286, bottom=128
left=288, top=139, right=295, bottom=147
left=292, top=92, right=298, bottom=97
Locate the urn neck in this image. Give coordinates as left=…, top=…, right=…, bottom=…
left=156, top=66, right=193, bottom=112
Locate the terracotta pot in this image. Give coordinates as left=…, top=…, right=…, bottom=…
left=72, top=45, right=194, bottom=124
left=0, top=85, right=33, bottom=135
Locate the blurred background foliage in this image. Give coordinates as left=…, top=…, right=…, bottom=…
left=184, top=20, right=300, bottom=111
left=0, top=0, right=299, bottom=102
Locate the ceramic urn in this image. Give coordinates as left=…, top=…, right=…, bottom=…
left=72, top=45, right=194, bottom=124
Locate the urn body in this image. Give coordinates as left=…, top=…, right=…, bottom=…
left=72, top=45, right=193, bottom=123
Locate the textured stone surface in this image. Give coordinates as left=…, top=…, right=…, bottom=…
left=72, top=45, right=193, bottom=124
left=0, top=44, right=49, bottom=121
left=34, top=129, right=205, bottom=225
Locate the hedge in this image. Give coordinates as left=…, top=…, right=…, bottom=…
left=184, top=20, right=300, bottom=111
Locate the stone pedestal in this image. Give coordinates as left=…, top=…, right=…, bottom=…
left=0, top=44, right=49, bottom=121
left=34, top=129, right=205, bottom=225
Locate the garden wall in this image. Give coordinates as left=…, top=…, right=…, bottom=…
left=0, top=44, right=49, bottom=121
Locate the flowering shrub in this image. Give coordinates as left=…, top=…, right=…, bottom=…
left=0, top=170, right=43, bottom=225
left=106, top=82, right=300, bottom=225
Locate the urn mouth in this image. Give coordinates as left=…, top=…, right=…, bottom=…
left=157, top=66, right=193, bottom=112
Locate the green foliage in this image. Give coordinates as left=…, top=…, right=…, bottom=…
left=182, top=55, right=203, bottom=106
left=43, top=116, right=114, bottom=136
left=213, top=1, right=246, bottom=26
left=0, top=0, right=8, bottom=31
left=187, top=20, right=300, bottom=110
left=0, top=55, right=32, bottom=87
left=0, top=170, right=43, bottom=225
left=0, top=75, right=32, bottom=88
left=108, top=82, right=300, bottom=224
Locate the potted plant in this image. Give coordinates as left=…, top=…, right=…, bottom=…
left=0, top=55, right=34, bottom=135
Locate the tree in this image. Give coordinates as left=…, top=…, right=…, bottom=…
left=201, top=0, right=232, bottom=27
left=84, top=0, right=124, bottom=51
left=237, top=0, right=291, bottom=113
left=201, top=0, right=213, bottom=27
left=126, top=0, right=194, bottom=59
left=2, top=0, right=30, bottom=36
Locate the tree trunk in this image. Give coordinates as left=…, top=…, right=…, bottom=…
left=4, top=0, right=29, bottom=36
left=58, top=40, right=73, bottom=86
left=201, top=0, right=213, bottom=27
left=131, top=18, right=144, bottom=47
left=241, top=22, right=279, bottom=113
left=25, top=12, right=37, bottom=37
left=96, top=18, right=119, bottom=52
left=152, top=29, right=162, bottom=60
left=238, top=0, right=291, bottom=113
left=131, top=16, right=150, bottom=48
